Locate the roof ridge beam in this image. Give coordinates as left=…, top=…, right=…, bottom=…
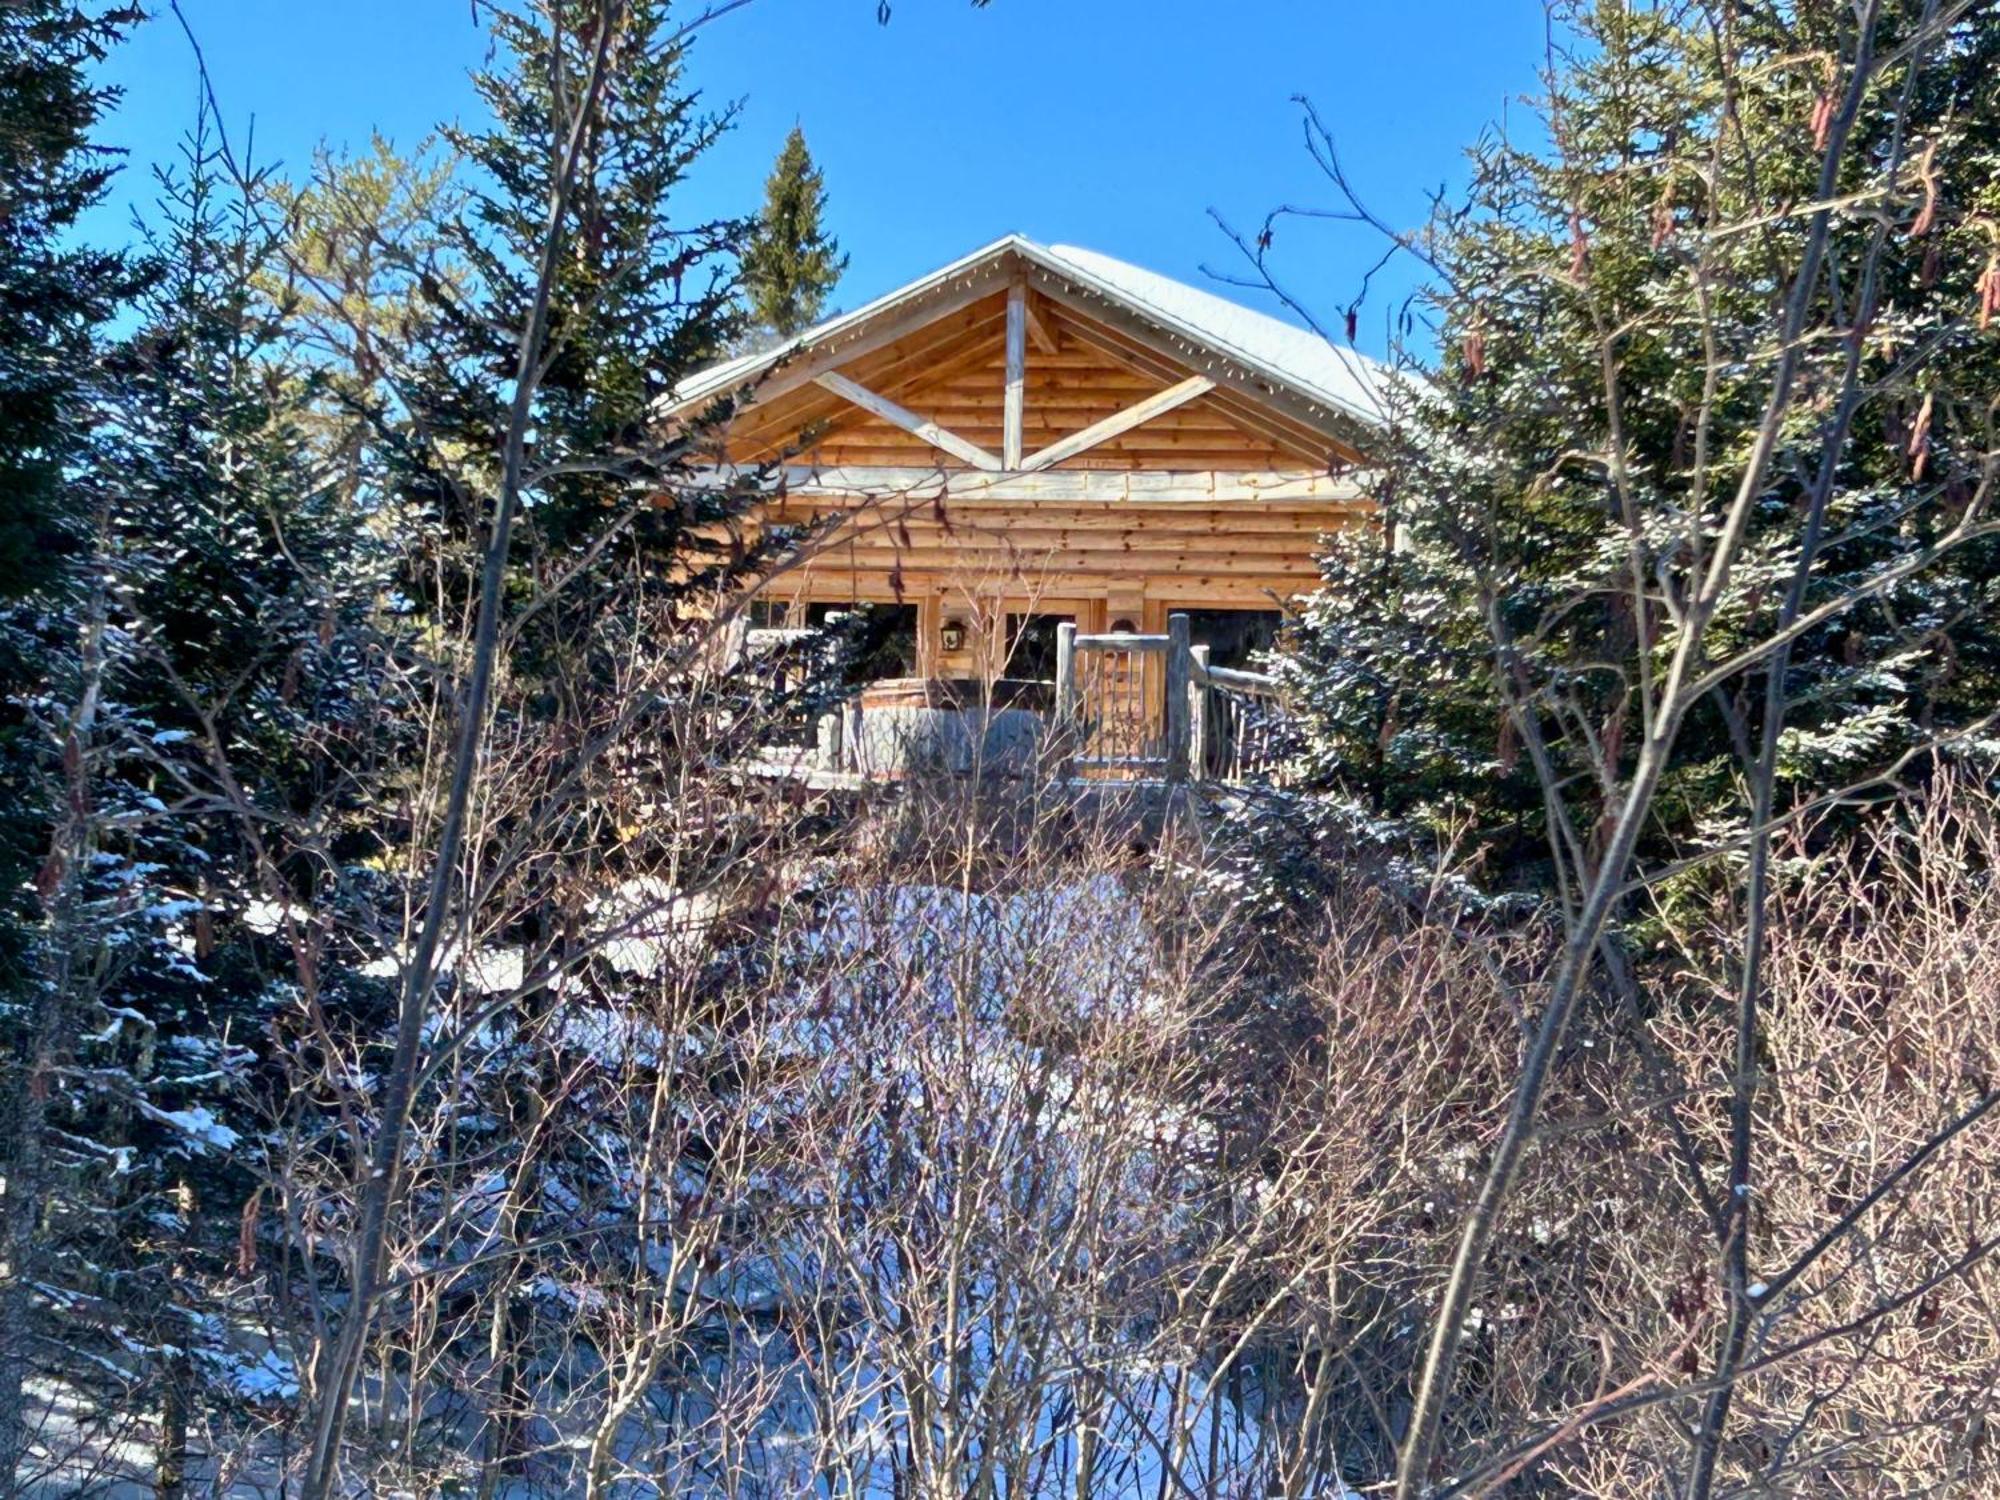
left=813, top=371, right=1004, bottom=472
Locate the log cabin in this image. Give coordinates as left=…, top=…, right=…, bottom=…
left=664, top=235, right=1391, bottom=700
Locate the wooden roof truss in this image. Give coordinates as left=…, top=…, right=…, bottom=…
left=678, top=243, right=1381, bottom=478
left=796, top=282, right=1239, bottom=475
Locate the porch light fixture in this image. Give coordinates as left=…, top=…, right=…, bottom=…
left=939, top=619, right=968, bottom=652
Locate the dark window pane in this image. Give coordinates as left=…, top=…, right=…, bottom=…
left=807, top=602, right=919, bottom=685
left=1004, top=611, right=1076, bottom=681
left=1183, top=608, right=1282, bottom=670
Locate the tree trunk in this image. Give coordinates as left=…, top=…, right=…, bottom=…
left=154, top=1347, right=191, bottom=1500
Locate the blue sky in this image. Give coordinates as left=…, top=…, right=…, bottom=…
left=92, top=0, right=1545, bottom=358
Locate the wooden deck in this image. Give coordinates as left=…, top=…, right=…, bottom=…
left=752, top=612, right=1295, bottom=790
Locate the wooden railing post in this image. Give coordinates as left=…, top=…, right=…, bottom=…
left=1188, top=643, right=1210, bottom=783
left=843, top=696, right=864, bottom=774
left=1054, top=620, right=1077, bottom=778
left=1164, top=612, right=1191, bottom=784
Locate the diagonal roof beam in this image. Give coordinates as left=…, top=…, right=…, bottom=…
left=1018, top=374, right=1216, bottom=473
left=1054, top=316, right=1345, bottom=465
left=727, top=309, right=1006, bottom=452
left=1021, top=263, right=1375, bottom=457
left=1022, top=293, right=1058, bottom=354
left=814, top=371, right=1005, bottom=471
left=706, top=275, right=1007, bottom=416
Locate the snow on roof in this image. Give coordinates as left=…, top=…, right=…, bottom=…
left=1033, top=242, right=1394, bottom=429
left=668, top=234, right=1396, bottom=436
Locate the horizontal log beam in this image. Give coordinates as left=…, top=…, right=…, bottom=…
left=1193, top=661, right=1282, bottom=695
left=800, top=547, right=1318, bottom=578
left=801, top=504, right=1346, bottom=531
left=1073, top=632, right=1168, bottom=651
left=765, top=570, right=1316, bottom=603
left=677, top=464, right=1374, bottom=505
left=827, top=531, right=1325, bottom=560
left=814, top=513, right=1339, bottom=550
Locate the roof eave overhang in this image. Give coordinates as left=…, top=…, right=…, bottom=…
left=659, top=234, right=1030, bottom=419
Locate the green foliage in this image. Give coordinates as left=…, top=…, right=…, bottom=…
left=0, top=0, right=141, bottom=601
left=117, top=126, right=375, bottom=735
left=1284, top=0, right=2000, bottom=901
left=373, top=0, right=798, bottom=707
left=38, top=109, right=392, bottom=1420
left=0, top=0, right=142, bottom=1001
left=741, top=124, right=847, bottom=339
left=264, top=133, right=464, bottom=481
left=418, top=0, right=745, bottom=544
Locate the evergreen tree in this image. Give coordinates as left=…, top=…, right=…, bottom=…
left=0, top=0, right=140, bottom=601
left=398, top=0, right=762, bottom=622
left=0, top=1, right=143, bottom=1479
left=0, top=0, right=143, bottom=988
left=2, top=103, right=391, bottom=1485
left=288, top=6, right=827, bottom=1486
left=1263, top=7, right=2000, bottom=1488
left=741, top=124, right=847, bottom=339
left=1280, top=1, right=2000, bottom=907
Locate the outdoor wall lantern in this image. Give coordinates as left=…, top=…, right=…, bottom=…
left=939, top=618, right=968, bottom=652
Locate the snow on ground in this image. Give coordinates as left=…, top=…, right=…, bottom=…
left=25, top=873, right=1362, bottom=1498
left=794, top=875, right=1156, bottom=1020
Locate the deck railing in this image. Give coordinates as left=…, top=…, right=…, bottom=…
left=1054, top=612, right=1292, bottom=785
left=743, top=612, right=1295, bottom=787
left=729, top=624, right=843, bottom=748
left=1190, top=655, right=1296, bottom=785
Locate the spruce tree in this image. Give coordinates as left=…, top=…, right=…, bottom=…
left=0, top=0, right=143, bottom=987
left=1263, top=7, right=2000, bottom=1488
left=0, top=0, right=140, bottom=600
left=0, top=1, right=143, bottom=1479
left=1281, top=1, right=2000, bottom=907
left=400, top=0, right=759, bottom=601
left=741, top=124, right=847, bottom=339
left=2, top=103, right=389, bottom=1484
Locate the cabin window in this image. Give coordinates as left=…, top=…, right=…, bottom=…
left=1184, top=608, right=1283, bottom=670
left=807, top=602, right=919, bottom=684
left=1004, top=612, right=1077, bottom=682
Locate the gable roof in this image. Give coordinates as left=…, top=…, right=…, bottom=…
left=666, top=234, right=1394, bottom=449
left=1032, top=243, right=1389, bottom=430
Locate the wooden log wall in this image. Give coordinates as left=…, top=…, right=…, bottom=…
left=754, top=493, right=1367, bottom=677
left=768, top=496, right=1358, bottom=598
